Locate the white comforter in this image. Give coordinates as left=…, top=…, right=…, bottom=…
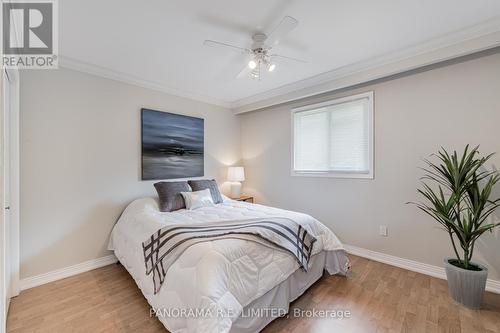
left=109, top=198, right=346, bottom=333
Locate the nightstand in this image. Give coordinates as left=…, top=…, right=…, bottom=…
left=234, top=195, right=254, bottom=203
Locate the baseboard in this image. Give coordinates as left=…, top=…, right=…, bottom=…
left=345, top=244, right=500, bottom=294
left=20, top=255, right=117, bottom=291
left=17, top=247, right=500, bottom=295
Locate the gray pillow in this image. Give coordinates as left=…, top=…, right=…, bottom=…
left=188, top=179, right=223, bottom=204
left=154, top=181, right=191, bottom=212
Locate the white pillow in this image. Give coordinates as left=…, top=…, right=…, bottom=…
left=181, top=189, right=215, bottom=210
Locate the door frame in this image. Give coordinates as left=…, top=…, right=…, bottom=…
left=2, top=68, right=20, bottom=315
left=1, top=66, right=5, bottom=333
left=5, top=68, right=20, bottom=299
left=1, top=67, right=20, bottom=332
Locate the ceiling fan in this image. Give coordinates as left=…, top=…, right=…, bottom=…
left=203, top=16, right=306, bottom=80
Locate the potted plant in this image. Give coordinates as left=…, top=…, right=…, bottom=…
left=412, top=145, right=500, bottom=309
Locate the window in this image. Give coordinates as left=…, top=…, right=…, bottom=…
left=292, top=91, right=374, bottom=178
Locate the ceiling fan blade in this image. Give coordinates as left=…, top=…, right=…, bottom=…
left=265, top=16, right=298, bottom=47
left=236, top=64, right=252, bottom=79
left=270, top=54, right=307, bottom=63
left=203, top=40, right=251, bottom=54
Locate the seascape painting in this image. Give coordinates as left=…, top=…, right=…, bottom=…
left=141, top=109, right=204, bottom=180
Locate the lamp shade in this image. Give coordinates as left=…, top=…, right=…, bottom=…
left=227, top=166, right=245, bottom=182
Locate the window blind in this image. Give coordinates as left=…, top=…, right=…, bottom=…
left=293, top=97, right=371, bottom=174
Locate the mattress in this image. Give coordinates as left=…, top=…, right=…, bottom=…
left=109, top=197, right=349, bottom=333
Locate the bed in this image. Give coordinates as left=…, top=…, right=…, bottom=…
left=108, top=197, right=349, bottom=333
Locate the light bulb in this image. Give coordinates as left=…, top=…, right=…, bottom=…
left=250, top=69, right=259, bottom=79
left=268, top=63, right=276, bottom=72
left=248, top=60, right=257, bottom=69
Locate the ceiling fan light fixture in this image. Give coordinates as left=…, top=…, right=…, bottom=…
left=202, top=15, right=304, bottom=81
left=250, top=68, right=259, bottom=79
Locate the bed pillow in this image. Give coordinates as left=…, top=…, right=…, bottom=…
left=181, top=189, right=215, bottom=210
left=188, top=179, right=223, bottom=204
left=154, top=181, right=191, bottom=212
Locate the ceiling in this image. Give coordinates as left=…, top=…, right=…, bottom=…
left=60, top=0, right=500, bottom=108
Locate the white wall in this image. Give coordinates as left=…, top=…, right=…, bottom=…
left=20, top=68, right=240, bottom=278
left=240, top=52, right=500, bottom=280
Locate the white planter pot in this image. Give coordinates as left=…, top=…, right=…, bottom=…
left=444, top=257, right=488, bottom=309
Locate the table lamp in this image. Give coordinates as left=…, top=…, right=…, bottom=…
left=227, top=166, right=245, bottom=198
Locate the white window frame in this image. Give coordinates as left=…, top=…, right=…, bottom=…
left=291, top=91, right=374, bottom=179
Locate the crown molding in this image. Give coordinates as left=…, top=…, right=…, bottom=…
left=58, top=56, right=231, bottom=109
left=231, top=17, right=500, bottom=114
left=57, top=17, right=500, bottom=113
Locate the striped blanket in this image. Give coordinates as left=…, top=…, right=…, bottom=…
left=142, top=217, right=317, bottom=294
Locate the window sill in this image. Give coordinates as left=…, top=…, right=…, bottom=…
left=291, top=170, right=374, bottom=179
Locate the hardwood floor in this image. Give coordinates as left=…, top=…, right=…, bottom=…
left=7, top=255, right=500, bottom=333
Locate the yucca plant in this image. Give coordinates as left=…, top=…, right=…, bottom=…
left=413, top=145, right=500, bottom=270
